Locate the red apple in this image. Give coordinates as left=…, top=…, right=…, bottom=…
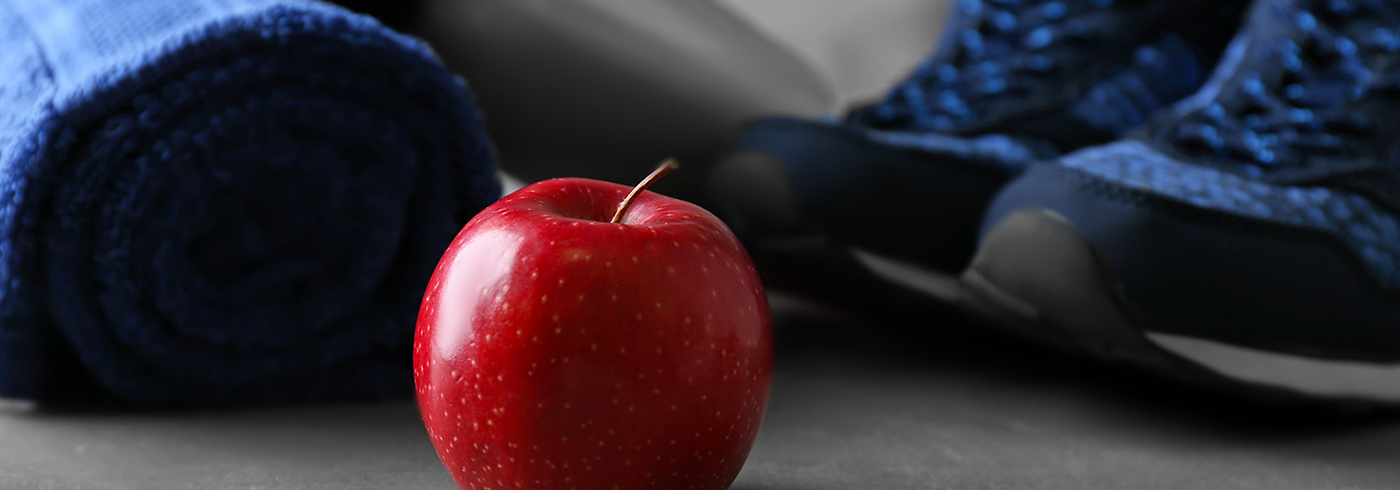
left=414, top=163, right=773, bottom=490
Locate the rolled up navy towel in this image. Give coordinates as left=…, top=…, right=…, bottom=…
left=0, top=0, right=500, bottom=407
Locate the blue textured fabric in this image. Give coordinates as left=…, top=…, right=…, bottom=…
left=1039, top=0, right=1400, bottom=291
left=860, top=129, right=1048, bottom=176
left=1063, top=35, right=1205, bottom=137
left=1160, top=0, right=1400, bottom=174
left=856, top=33, right=1205, bottom=177
left=842, top=0, right=1248, bottom=176
left=0, top=0, right=500, bottom=407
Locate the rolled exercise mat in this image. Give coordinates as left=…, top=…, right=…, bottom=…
left=0, top=0, right=500, bottom=407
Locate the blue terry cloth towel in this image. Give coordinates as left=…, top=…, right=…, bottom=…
left=0, top=0, right=501, bottom=407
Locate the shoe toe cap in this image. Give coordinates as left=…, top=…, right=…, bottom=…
left=976, top=142, right=1400, bottom=362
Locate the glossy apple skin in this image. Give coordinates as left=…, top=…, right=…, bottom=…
left=414, top=178, right=772, bottom=490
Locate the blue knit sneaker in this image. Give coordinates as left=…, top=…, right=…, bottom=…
left=702, top=0, right=1250, bottom=310
left=966, top=0, right=1400, bottom=404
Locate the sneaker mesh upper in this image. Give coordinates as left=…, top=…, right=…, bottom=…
left=1057, top=0, right=1400, bottom=291
left=842, top=0, right=1249, bottom=172
left=1163, top=0, right=1400, bottom=176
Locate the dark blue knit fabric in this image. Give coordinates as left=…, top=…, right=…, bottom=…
left=0, top=0, right=500, bottom=407
left=1048, top=0, right=1400, bottom=292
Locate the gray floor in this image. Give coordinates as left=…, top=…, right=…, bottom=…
left=5, top=295, right=1400, bottom=489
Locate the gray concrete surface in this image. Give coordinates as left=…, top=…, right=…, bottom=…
left=4, top=295, right=1400, bottom=489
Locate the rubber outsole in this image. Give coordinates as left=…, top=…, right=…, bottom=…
left=959, top=208, right=1400, bottom=408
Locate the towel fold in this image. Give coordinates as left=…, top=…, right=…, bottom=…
left=0, top=0, right=500, bottom=407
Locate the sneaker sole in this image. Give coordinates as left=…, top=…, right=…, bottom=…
left=958, top=208, right=1400, bottom=406
left=744, top=231, right=967, bottom=322
left=704, top=142, right=978, bottom=320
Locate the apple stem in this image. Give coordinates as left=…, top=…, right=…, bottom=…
left=610, top=158, right=679, bottom=224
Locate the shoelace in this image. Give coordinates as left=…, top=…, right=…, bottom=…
left=1169, top=0, right=1400, bottom=178
left=850, top=0, right=1119, bottom=132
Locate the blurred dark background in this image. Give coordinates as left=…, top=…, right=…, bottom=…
left=339, top=0, right=946, bottom=198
